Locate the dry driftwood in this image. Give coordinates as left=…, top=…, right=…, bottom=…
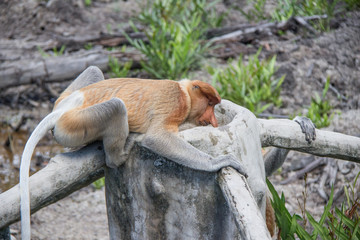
left=0, top=50, right=107, bottom=89
left=209, top=15, right=328, bottom=43
left=0, top=49, right=142, bottom=89
left=280, top=158, right=326, bottom=185
left=52, top=32, right=147, bottom=50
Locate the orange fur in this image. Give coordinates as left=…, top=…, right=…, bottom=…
left=266, top=196, right=275, bottom=236
left=56, top=78, right=219, bottom=135
left=182, top=80, right=220, bottom=127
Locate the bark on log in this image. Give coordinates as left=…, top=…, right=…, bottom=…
left=50, top=32, right=147, bottom=50
left=0, top=50, right=107, bottom=89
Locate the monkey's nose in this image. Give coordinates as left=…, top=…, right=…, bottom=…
left=210, top=116, right=218, bottom=128
left=198, top=120, right=208, bottom=126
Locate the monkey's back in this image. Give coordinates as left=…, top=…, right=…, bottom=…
left=79, top=78, right=190, bottom=133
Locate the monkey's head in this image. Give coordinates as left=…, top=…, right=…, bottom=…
left=187, top=80, right=221, bottom=127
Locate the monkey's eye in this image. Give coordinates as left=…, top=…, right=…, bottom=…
left=193, top=85, right=199, bottom=90
left=208, top=102, right=214, bottom=106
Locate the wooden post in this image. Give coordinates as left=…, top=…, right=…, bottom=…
left=105, top=145, right=241, bottom=239
left=104, top=100, right=271, bottom=239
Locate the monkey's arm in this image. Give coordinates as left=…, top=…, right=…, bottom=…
left=141, top=129, right=247, bottom=176
left=264, top=116, right=316, bottom=177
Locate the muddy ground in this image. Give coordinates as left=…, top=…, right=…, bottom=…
left=1, top=0, right=359, bottom=239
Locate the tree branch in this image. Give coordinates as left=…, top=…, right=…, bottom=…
left=259, top=119, right=360, bottom=163
left=0, top=142, right=105, bottom=229
left=217, top=168, right=271, bottom=239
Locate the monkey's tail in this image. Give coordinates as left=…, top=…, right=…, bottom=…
left=20, top=111, right=62, bottom=240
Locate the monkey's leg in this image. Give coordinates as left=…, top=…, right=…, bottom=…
left=264, top=148, right=290, bottom=177
left=142, top=129, right=247, bottom=175
left=54, top=98, right=129, bottom=168
left=65, top=66, right=105, bottom=92
left=264, top=116, right=316, bottom=177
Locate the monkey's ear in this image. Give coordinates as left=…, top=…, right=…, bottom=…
left=192, top=81, right=221, bottom=104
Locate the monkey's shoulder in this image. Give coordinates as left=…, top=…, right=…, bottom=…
left=98, top=78, right=177, bottom=86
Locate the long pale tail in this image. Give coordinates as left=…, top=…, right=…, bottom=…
left=20, top=111, right=62, bottom=240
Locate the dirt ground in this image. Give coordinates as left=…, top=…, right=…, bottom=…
left=1, top=0, right=359, bottom=239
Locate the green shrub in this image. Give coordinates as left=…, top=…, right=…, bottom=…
left=92, top=177, right=105, bottom=189
left=209, top=49, right=284, bottom=115
left=37, top=45, right=66, bottom=58
left=238, top=0, right=340, bottom=31
left=272, top=0, right=339, bottom=31
left=344, top=0, right=360, bottom=9
left=267, top=179, right=310, bottom=239
left=237, top=0, right=268, bottom=22
left=268, top=174, right=360, bottom=239
left=328, top=205, right=360, bottom=239
left=84, top=43, right=93, bottom=50
left=84, top=0, right=91, bottom=7
left=332, top=172, right=360, bottom=239
left=306, top=77, right=335, bottom=128
left=108, top=56, right=132, bottom=78
left=126, top=0, right=222, bottom=80
left=268, top=179, right=335, bottom=239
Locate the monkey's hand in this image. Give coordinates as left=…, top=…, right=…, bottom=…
left=293, top=116, right=316, bottom=144
left=212, top=154, right=248, bottom=178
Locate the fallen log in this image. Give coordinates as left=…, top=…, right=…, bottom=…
left=52, top=31, right=148, bottom=50
left=0, top=49, right=142, bottom=89
left=208, top=15, right=325, bottom=44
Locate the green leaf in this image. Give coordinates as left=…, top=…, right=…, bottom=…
left=307, top=211, right=330, bottom=240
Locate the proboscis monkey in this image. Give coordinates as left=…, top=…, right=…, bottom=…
left=20, top=66, right=247, bottom=240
